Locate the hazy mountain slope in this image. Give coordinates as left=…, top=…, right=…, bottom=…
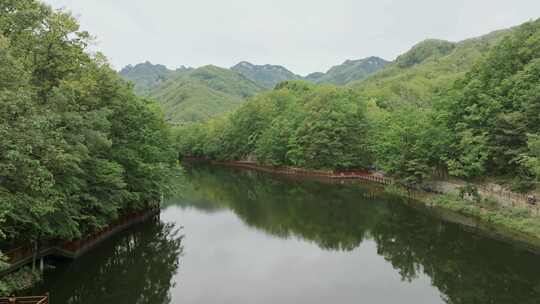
left=122, top=27, right=510, bottom=123
left=231, top=57, right=388, bottom=87
left=119, top=61, right=191, bottom=95
left=188, top=65, right=263, bottom=97
left=231, top=61, right=301, bottom=89
left=146, top=65, right=264, bottom=123
left=310, top=56, right=389, bottom=85
left=350, top=30, right=511, bottom=107
left=395, top=39, right=456, bottom=68
left=304, top=72, right=325, bottom=83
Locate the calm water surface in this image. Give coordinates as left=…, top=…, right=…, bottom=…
left=34, top=164, right=540, bottom=303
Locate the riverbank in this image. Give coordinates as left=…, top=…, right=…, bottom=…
left=427, top=194, right=540, bottom=249
left=1, top=205, right=161, bottom=296
left=3, top=205, right=160, bottom=275
left=183, top=158, right=393, bottom=184
left=183, top=159, right=540, bottom=252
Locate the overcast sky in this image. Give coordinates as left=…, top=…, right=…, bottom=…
left=42, top=0, right=540, bottom=75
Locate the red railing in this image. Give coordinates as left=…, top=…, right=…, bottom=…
left=4, top=246, right=34, bottom=265
left=0, top=295, right=48, bottom=304
left=61, top=205, right=159, bottom=253
left=184, top=158, right=393, bottom=185
left=3, top=204, right=160, bottom=268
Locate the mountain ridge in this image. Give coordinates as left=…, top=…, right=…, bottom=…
left=307, top=56, right=390, bottom=85
left=119, top=26, right=514, bottom=123
left=121, top=64, right=264, bottom=123
left=230, top=61, right=301, bottom=89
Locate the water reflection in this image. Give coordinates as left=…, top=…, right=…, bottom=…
left=33, top=218, right=183, bottom=304
left=168, top=164, right=540, bottom=304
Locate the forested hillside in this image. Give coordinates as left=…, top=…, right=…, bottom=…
left=122, top=57, right=388, bottom=123
left=121, top=65, right=263, bottom=123
left=176, top=81, right=372, bottom=169
left=231, top=61, right=301, bottom=89
left=440, top=19, right=540, bottom=182
left=306, top=56, right=389, bottom=85
left=351, top=30, right=510, bottom=108
left=119, top=61, right=191, bottom=96
left=121, top=28, right=512, bottom=125
left=0, top=0, right=176, bottom=292
left=176, top=18, right=540, bottom=189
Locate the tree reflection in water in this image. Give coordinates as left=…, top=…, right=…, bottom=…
left=32, top=218, right=183, bottom=304
left=170, top=164, right=540, bottom=304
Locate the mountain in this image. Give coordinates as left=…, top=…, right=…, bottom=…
left=231, top=57, right=389, bottom=88
left=121, top=57, right=389, bottom=123
left=350, top=30, right=511, bottom=108
left=230, top=61, right=301, bottom=89
left=122, top=30, right=506, bottom=123
left=119, top=61, right=191, bottom=96
left=308, top=56, right=389, bottom=85
left=304, top=72, right=325, bottom=82
left=144, top=65, right=264, bottom=123
left=395, top=39, right=456, bottom=68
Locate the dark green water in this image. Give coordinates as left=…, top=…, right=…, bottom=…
left=33, top=164, right=540, bottom=303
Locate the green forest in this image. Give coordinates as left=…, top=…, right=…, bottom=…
left=2, top=0, right=540, bottom=297
left=175, top=18, right=540, bottom=189
left=120, top=56, right=390, bottom=124
left=0, top=0, right=176, bottom=292
left=121, top=63, right=264, bottom=123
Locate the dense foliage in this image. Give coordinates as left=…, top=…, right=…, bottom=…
left=366, top=19, right=540, bottom=185
left=176, top=81, right=372, bottom=170
left=350, top=30, right=510, bottom=108
left=0, top=0, right=176, bottom=290
left=177, top=18, right=540, bottom=189
left=121, top=63, right=264, bottom=123
left=440, top=19, right=540, bottom=182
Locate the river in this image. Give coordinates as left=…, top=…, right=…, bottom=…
left=32, top=164, right=540, bottom=303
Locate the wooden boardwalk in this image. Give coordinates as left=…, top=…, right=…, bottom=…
left=0, top=295, right=48, bottom=304
left=186, top=158, right=394, bottom=185
left=2, top=206, right=160, bottom=276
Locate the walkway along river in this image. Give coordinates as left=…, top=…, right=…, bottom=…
left=24, top=164, right=540, bottom=304
left=1, top=204, right=160, bottom=276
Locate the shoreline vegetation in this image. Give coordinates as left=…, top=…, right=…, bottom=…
left=184, top=159, right=540, bottom=252
left=0, top=1, right=177, bottom=295
left=0, top=206, right=160, bottom=295
left=3, top=0, right=540, bottom=298
left=2, top=205, right=160, bottom=275
left=175, top=18, right=540, bottom=252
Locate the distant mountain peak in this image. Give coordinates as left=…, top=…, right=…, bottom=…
left=395, top=39, right=456, bottom=68
left=231, top=61, right=300, bottom=89
left=306, top=56, right=389, bottom=85
left=119, top=61, right=175, bottom=95
left=120, top=61, right=264, bottom=123
left=235, top=61, right=254, bottom=67
left=231, top=57, right=389, bottom=87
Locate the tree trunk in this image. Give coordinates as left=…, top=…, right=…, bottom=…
left=31, top=241, right=38, bottom=272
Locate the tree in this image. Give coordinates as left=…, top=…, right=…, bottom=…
left=373, top=105, right=450, bottom=184
left=288, top=86, right=371, bottom=170
left=441, top=19, right=540, bottom=179
left=0, top=0, right=176, bottom=274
